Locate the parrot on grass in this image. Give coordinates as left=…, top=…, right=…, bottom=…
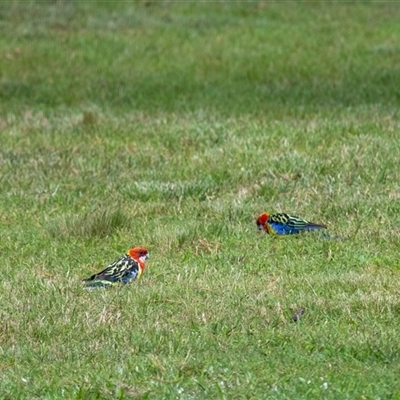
left=256, top=212, right=326, bottom=236
left=83, top=247, right=149, bottom=289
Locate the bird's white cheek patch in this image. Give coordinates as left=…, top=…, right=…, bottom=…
left=140, top=255, right=149, bottom=263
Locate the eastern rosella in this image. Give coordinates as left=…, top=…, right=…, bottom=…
left=83, top=247, right=149, bottom=289
left=256, top=212, right=326, bottom=235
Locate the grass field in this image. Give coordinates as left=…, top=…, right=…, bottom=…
left=1, top=1, right=400, bottom=399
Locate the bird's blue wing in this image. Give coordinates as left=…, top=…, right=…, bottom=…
left=268, top=221, right=302, bottom=235
left=268, top=213, right=325, bottom=235
left=120, top=268, right=139, bottom=284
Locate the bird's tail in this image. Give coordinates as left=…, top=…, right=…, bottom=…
left=305, top=222, right=327, bottom=231
left=84, top=279, right=114, bottom=290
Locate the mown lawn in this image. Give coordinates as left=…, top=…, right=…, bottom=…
left=1, top=2, right=400, bottom=399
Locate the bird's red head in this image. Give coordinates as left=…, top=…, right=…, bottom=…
left=127, top=247, right=149, bottom=269
left=256, top=213, right=269, bottom=232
